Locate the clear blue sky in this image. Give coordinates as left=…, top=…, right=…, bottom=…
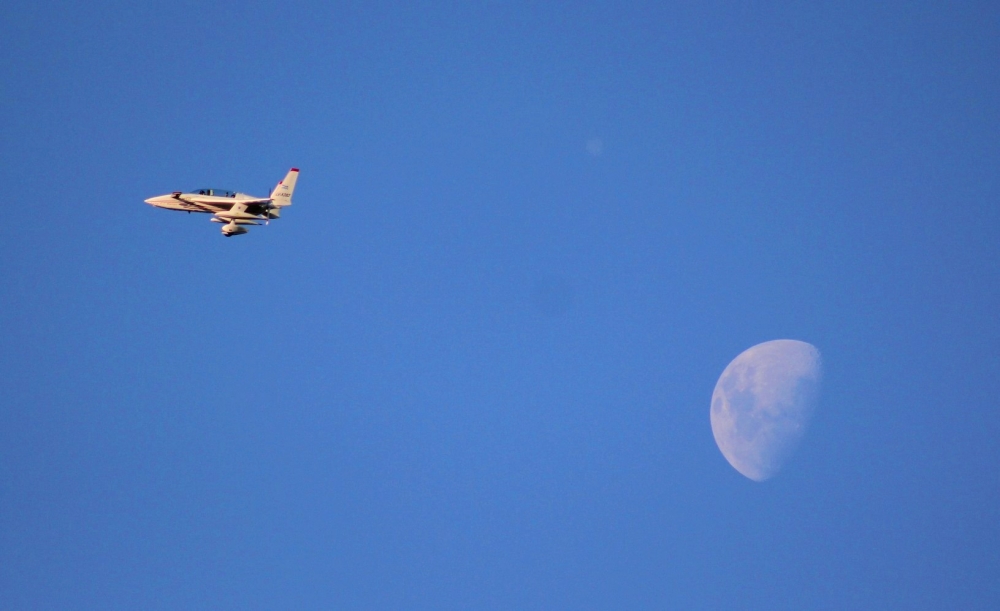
left=2, top=2, right=999, bottom=608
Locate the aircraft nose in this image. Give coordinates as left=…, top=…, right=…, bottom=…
left=144, top=196, right=162, bottom=205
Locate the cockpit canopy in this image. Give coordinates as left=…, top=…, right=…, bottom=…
left=191, top=188, right=236, bottom=197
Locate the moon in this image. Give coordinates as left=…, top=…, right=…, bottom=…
left=710, top=339, right=822, bottom=481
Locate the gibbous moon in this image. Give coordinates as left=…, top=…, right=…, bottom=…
left=711, top=340, right=822, bottom=481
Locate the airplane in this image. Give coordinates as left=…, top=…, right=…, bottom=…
left=145, top=168, right=299, bottom=237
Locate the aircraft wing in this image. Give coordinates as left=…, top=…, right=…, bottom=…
left=214, top=202, right=267, bottom=222
left=173, top=194, right=270, bottom=211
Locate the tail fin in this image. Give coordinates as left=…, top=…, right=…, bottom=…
left=271, top=168, right=299, bottom=207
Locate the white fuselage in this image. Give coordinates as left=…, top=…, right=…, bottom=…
left=144, top=192, right=260, bottom=214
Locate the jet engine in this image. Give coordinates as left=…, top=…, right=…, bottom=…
left=221, top=222, right=249, bottom=237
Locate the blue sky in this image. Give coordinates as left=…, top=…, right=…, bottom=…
left=2, top=1, right=999, bottom=608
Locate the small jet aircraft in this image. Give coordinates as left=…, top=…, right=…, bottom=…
left=145, top=168, right=299, bottom=237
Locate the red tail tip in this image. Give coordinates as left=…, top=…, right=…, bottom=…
left=290, top=168, right=299, bottom=172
